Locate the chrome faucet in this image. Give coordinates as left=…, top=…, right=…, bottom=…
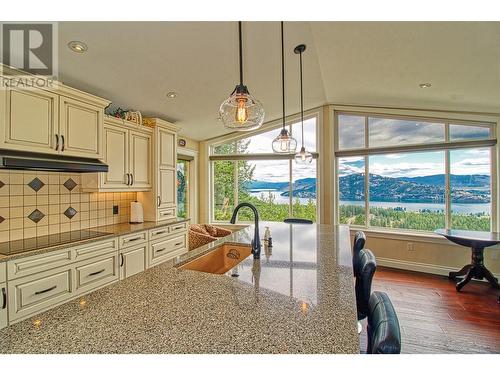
left=230, top=202, right=261, bottom=259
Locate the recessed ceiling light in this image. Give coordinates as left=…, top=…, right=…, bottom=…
left=166, top=92, right=178, bottom=98
left=68, top=41, right=88, bottom=53
left=419, top=82, right=432, bottom=88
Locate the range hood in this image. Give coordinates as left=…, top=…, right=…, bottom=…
left=0, top=149, right=108, bottom=173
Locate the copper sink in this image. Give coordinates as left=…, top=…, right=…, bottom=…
left=179, top=244, right=252, bottom=274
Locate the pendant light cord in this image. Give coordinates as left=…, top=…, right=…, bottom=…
left=239, top=21, right=243, bottom=86
left=281, top=21, right=286, bottom=130
left=299, top=49, right=304, bottom=147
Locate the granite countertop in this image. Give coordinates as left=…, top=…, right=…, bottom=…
left=0, top=222, right=359, bottom=354
left=0, top=218, right=190, bottom=262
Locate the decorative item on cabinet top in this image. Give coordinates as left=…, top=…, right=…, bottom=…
left=0, top=170, right=137, bottom=243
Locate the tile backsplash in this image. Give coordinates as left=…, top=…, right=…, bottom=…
left=0, top=171, right=137, bottom=243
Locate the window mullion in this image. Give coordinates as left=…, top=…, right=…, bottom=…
left=445, top=150, right=451, bottom=230
left=365, top=155, right=370, bottom=228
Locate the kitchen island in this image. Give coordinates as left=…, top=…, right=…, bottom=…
left=0, top=222, right=359, bottom=354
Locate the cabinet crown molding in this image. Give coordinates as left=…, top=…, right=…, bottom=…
left=0, top=63, right=110, bottom=108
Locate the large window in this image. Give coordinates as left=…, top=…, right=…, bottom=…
left=336, top=113, right=495, bottom=233
left=177, top=159, right=190, bottom=219
left=211, top=117, right=318, bottom=223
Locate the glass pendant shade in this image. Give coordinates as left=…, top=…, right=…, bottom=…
left=219, top=84, right=265, bottom=131
left=272, top=128, right=297, bottom=153
left=295, top=146, right=313, bottom=164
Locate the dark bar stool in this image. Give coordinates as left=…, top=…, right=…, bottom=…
left=283, top=218, right=313, bottom=224
left=352, top=231, right=366, bottom=277
left=355, top=248, right=377, bottom=332
left=366, top=291, right=401, bottom=354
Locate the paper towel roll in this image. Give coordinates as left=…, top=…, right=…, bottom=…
left=130, top=201, right=144, bottom=224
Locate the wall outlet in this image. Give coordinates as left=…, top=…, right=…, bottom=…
left=113, top=205, right=119, bottom=215
left=407, top=242, right=415, bottom=251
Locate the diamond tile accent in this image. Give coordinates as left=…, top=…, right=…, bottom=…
left=28, top=209, right=45, bottom=223
left=28, top=177, right=45, bottom=192
left=0, top=216, right=4, bottom=224
left=63, top=178, right=77, bottom=191
left=64, top=206, right=77, bottom=219
left=0, top=181, right=4, bottom=189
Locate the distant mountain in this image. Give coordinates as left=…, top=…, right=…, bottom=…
left=399, top=174, right=490, bottom=188
left=248, top=174, right=490, bottom=203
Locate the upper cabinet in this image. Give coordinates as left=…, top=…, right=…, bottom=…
left=0, top=88, right=59, bottom=154
left=0, top=68, right=110, bottom=159
left=59, top=96, right=103, bottom=158
left=158, top=129, right=176, bottom=169
left=81, top=117, right=152, bottom=192
left=137, top=118, right=179, bottom=222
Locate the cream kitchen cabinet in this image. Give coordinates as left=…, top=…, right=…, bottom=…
left=82, top=117, right=152, bottom=192
left=0, top=87, right=59, bottom=154
left=119, top=244, right=147, bottom=280
left=0, top=282, right=7, bottom=329
left=58, top=96, right=104, bottom=158
left=0, top=70, right=109, bottom=158
left=137, top=118, right=179, bottom=222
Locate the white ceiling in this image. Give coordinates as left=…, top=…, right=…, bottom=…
left=57, top=22, right=500, bottom=141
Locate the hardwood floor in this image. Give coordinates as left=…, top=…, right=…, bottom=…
left=359, top=267, right=500, bottom=354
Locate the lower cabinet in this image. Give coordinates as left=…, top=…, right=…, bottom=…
left=1, top=222, right=188, bottom=328
left=120, top=244, right=147, bottom=280
left=147, top=233, right=187, bottom=268
left=8, top=265, right=73, bottom=323
left=0, top=282, right=7, bottom=329
left=74, top=253, right=119, bottom=296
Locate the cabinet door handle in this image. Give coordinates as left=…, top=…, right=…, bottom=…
left=35, top=285, right=57, bottom=295
left=126, top=236, right=142, bottom=243
left=1, top=287, right=6, bottom=309
left=130, top=173, right=134, bottom=186
left=61, top=135, right=65, bottom=151
left=154, top=230, right=167, bottom=236
left=157, top=196, right=161, bottom=207
left=156, top=248, right=166, bottom=253
left=174, top=242, right=183, bottom=247
left=88, top=269, right=105, bottom=277
left=55, top=134, right=59, bottom=151
left=120, top=253, right=124, bottom=267
left=126, top=173, right=130, bottom=186
left=172, top=226, right=183, bottom=231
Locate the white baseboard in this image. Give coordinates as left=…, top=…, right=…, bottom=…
left=376, top=257, right=500, bottom=280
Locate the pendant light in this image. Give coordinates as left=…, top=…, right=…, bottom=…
left=272, top=22, right=297, bottom=154
left=219, top=22, right=265, bottom=131
left=294, top=44, right=313, bottom=164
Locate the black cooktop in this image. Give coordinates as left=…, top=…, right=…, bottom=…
left=0, top=230, right=112, bottom=256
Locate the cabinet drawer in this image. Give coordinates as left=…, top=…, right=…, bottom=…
left=0, top=282, right=6, bottom=330
left=75, top=254, right=118, bottom=295
left=148, top=226, right=170, bottom=241
left=120, top=244, right=146, bottom=280
left=168, top=221, right=188, bottom=236
left=8, top=266, right=72, bottom=322
left=157, top=208, right=176, bottom=221
left=8, top=248, right=72, bottom=280
left=148, top=234, right=187, bottom=268
left=73, top=237, right=118, bottom=262
left=119, top=231, right=148, bottom=249
left=0, top=262, right=6, bottom=283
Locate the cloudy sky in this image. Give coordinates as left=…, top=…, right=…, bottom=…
left=339, top=148, right=491, bottom=178
left=222, top=116, right=491, bottom=182
left=243, top=118, right=317, bottom=182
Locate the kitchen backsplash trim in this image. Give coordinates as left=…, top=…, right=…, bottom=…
left=0, top=171, right=136, bottom=242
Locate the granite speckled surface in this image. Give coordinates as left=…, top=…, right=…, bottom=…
left=0, top=222, right=359, bottom=354
left=0, top=219, right=189, bottom=262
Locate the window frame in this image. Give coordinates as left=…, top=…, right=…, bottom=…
left=208, top=110, right=321, bottom=223
left=334, top=110, right=498, bottom=233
